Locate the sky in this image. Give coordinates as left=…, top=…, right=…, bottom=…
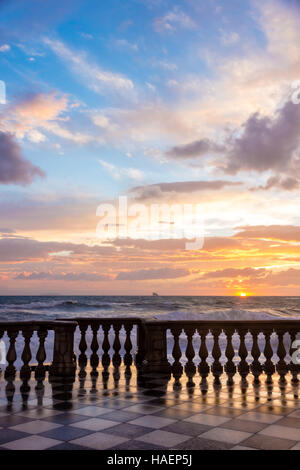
left=0, top=0, right=300, bottom=295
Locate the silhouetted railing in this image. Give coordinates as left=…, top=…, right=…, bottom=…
left=144, top=321, right=300, bottom=386
left=0, top=319, right=299, bottom=388
left=71, top=318, right=145, bottom=376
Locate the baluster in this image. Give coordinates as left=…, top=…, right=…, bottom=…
left=238, top=328, right=250, bottom=383
left=211, top=328, right=223, bottom=385
left=251, top=330, right=262, bottom=385
left=20, top=328, right=33, bottom=378
left=184, top=327, right=196, bottom=387
left=78, top=323, right=88, bottom=377
left=5, top=329, right=19, bottom=378
left=224, top=328, right=236, bottom=385
left=277, top=330, right=288, bottom=384
left=112, top=323, right=122, bottom=367
left=124, top=323, right=133, bottom=373
left=90, top=322, right=100, bottom=376
left=0, top=328, right=4, bottom=375
left=290, top=330, right=300, bottom=384
left=35, top=329, right=48, bottom=378
left=198, top=328, right=209, bottom=385
left=264, top=329, right=275, bottom=384
left=171, top=327, right=183, bottom=387
left=101, top=324, right=111, bottom=372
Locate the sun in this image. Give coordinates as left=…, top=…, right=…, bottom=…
left=240, top=292, right=247, bottom=297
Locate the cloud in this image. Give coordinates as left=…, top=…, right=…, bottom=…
left=164, top=97, right=300, bottom=178
left=1, top=91, right=96, bottom=145
left=114, top=39, right=138, bottom=52
left=115, top=267, right=189, bottom=280
left=99, top=159, right=144, bottom=181
left=0, top=132, right=45, bottom=185
left=251, top=176, right=299, bottom=191
left=14, top=271, right=110, bottom=281
left=220, top=31, right=239, bottom=46
left=200, top=267, right=266, bottom=279
left=234, top=225, right=300, bottom=242
left=130, top=180, right=241, bottom=200
left=153, top=7, right=196, bottom=32
left=224, top=100, right=300, bottom=174
left=0, top=44, right=10, bottom=52
left=166, top=139, right=225, bottom=159
left=0, top=236, right=115, bottom=262
left=44, top=38, right=134, bottom=96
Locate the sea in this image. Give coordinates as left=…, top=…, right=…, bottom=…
left=0, top=296, right=299, bottom=368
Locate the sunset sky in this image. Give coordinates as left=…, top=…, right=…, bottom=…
left=0, top=0, right=300, bottom=295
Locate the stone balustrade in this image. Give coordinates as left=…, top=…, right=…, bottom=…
left=0, top=319, right=299, bottom=388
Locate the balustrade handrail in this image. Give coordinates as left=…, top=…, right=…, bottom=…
left=0, top=318, right=299, bottom=385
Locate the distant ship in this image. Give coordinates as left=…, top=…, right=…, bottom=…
left=152, top=292, right=159, bottom=296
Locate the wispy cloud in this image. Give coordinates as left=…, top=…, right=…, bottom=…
left=98, top=159, right=144, bottom=181
left=153, top=7, right=196, bottom=32
left=44, top=37, right=134, bottom=96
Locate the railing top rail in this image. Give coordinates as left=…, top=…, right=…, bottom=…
left=57, top=317, right=144, bottom=324
left=0, top=320, right=77, bottom=328
left=145, top=319, right=300, bottom=327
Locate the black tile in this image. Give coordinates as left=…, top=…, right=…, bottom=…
left=175, top=437, right=233, bottom=450
left=104, top=423, right=151, bottom=438
left=163, top=421, right=211, bottom=436
left=219, top=419, right=267, bottom=433
left=0, top=415, right=34, bottom=427
left=242, top=434, right=296, bottom=450
left=49, top=442, right=90, bottom=450
left=40, top=426, right=93, bottom=441
left=0, top=429, right=29, bottom=445
left=111, top=440, right=166, bottom=450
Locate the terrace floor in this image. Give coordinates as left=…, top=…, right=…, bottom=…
left=0, top=366, right=299, bottom=450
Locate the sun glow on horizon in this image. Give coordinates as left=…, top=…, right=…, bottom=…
left=240, top=292, right=247, bottom=297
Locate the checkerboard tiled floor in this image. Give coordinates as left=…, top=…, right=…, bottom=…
left=0, top=367, right=299, bottom=450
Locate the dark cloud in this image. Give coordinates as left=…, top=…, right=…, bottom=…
left=251, top=176, right=299, bottom=191
left=200, top=267, right=266, bottom=279
left=14, top=271, right=110, bottom=281
left=130, top=180, right=241, bottom=200
left=115, top=267, right=189, bottom=280
left=0, top=132, right=45, bottom=185
left=164, top=99, right=300, bottom=180
left=166, top=139, right=224, bottom=159
left=0, top=237, right=115, bottom=262
left=225, top=100, right=300, bottom=174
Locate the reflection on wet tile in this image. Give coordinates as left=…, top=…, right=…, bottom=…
left=0, top=367, right=299, bottom=450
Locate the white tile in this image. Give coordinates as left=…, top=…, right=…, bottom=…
left=70, top=432, right=128, bottom=450
left=73, top=406, right=112, bottom=417
left=9, top=420, right=62, bottom=434
left=129, top=416, right=176, bottom=429
left=27, top=398, right=53, bottom=407
left=184, top=414, right=230, bottom=426
left=137, top=430, right=190, bottom=447
left=1, top=435, right=62, bottom=450
left=200, top=428, right=252, bottom=444
left=239, top=412, right=281, bottom=424
left=71, top=418, right=119, bottom=431
left=259, top=425, right=300, bottom=441
left=122, top=404, right=164, bottom=415
left=287, top=410, right=300, bottom=419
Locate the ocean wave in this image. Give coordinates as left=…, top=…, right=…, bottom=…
left=154, top=308, right=300, bottom=321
